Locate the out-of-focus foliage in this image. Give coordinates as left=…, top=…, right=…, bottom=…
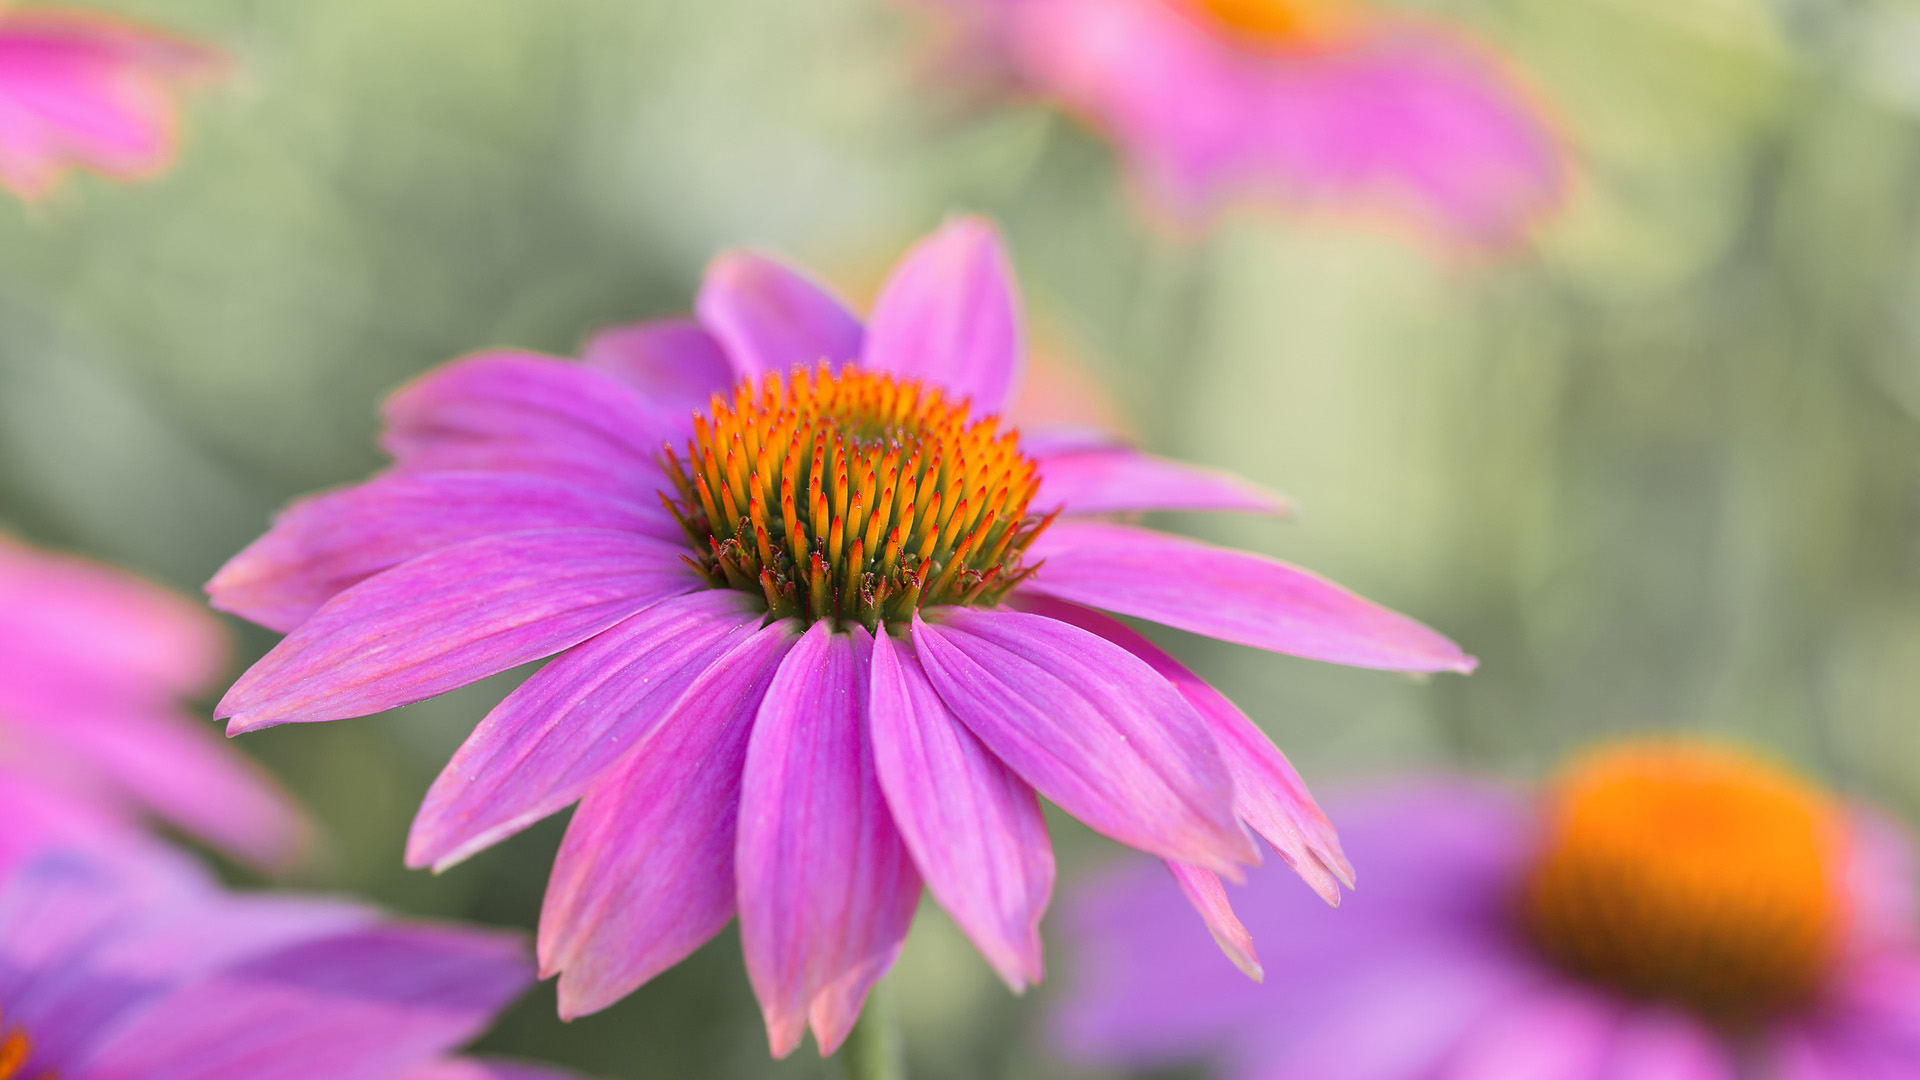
left=0, top=0, right=1916, bottom=1076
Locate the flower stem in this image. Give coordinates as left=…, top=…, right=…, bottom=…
left=841, top=984, right=905, bottom=1080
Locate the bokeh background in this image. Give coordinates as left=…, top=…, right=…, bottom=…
left=3, top=0, right=1919, bottom=1075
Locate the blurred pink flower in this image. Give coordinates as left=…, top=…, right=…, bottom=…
left=1056, top=740, right=1916, bottom=1080
left=0, top=844, right=575, bottom=1080
left=0, top=7, right=224, bottom=200
left=926, top=0, right=1564, bottom=246
left=208, top=216, right=1473, bottom=1057
left=0, top=532, right=304, bottom=869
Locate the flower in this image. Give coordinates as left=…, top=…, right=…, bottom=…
left=921, top=0, right=1564, bottom=246
left=0, top=532, right=304, bottom=869
left=1054, top=738, right=1919, bottom=1080
left=208, top=216, right=1474, bottom=1057
left=0, top=844, right=576, bottom=1080
left=0, top=6, right=224, bottom=200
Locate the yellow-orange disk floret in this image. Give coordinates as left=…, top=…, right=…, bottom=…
left=0, top=1016, right=42, bottom=1080
left=1181, top=0, right=1356, bottom=50
left=662, top=363, right=1055, bottom=631
left=1519, top=741, right=1850, bottom=1025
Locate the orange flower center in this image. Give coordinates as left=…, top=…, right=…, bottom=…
left=662, top=364, right=1053, bottom=630
left=1179, top=0, right=1356, bottom=50
left=1518, top=742, right=1849, bottom=1024
left=0, top=1020, right=44, bottom=1080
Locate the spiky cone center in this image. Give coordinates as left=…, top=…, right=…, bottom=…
left=662, top=363, right=1054, bottom=632
left=1518, top=742, right=1849, bottom=1025
left=1179, top=0, right=1356, bottom=50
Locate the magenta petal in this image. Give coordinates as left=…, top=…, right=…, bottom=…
left=1026, top=521, right=1476, bottom=673
left=869, top=629, right=1053, bottom=991
left=861, top=216, right=1023, bottom=416
left=217, top=530, right=697, bottom=733
left=737, top=623, right=921, bottom=1058
left=380, top=351, right=675, bottom=498
left=1165, top=861, right=1262, bottom=981
left=1015, top=594, right=1349, bottom=903
left=1438, top=984, right=1620, bottom=1080
left=1032, top=446, right=1288, bottom=516
left=396, top=1060, right=581, bottom=1080
left=408, top=590, right=770, bottom=871
left=1604, top=1010, right=1737, bottom=1080
left=209, top=472, right=676, bottom=634
left=580, top=317, right=737, bottom=416
left=540, top=619, right=801, bottom=1018
left=910, top=610, right=1255, bottom=874
left=695, top=251, right=865, bottom=378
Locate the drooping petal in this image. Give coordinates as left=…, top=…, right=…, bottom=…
left=208, top=472, right=676, bottom=634
left=910, top=610, right=1254, bottom=874
left=408, top=590, right=769, bottom=871
left=737, top=623, right=921, bottom=1058
left=380, top=351, right=676, bottom=498
left=1165, top=862, right=1262, bottom=981
left=1014, top=594, right=1349, bottom=903
left=218, top=530, right=697, bottom=733
left=580, top=317, right=738, bottom=417
left=862, top=216, right=1023, bottom=416
left=1025, top=521, right=1475, bottom=673
left=1031, top=445, right=1288, bottom=516
left=540, top=619, right=801, bottom=1018
left=695, top=251, right=865, bottom=379
left=869, top=628, right=1053, bottom=991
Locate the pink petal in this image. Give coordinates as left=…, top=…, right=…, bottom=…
left=1032, top=445, right=1288, bottom=516
left=1165, top=861, right=1262, bottom=981
left=1845, top=809, right=1917, bottom=951
left=540, top=619, right=801, bottom=1018
left=1015, top=594, right=1349, bottom=903
left=396, top=1061, right=581, bottom=1080
left=1026, top=521, right=1475, bottom=673
left=217, top=529, right=697, bottom=733
left=862, top=216, right=1023, bottom=416
left=737, top=623, right=921, bottom=1057
left=580, top=316, right=738, bottom=416
left=209, top=472, right=676, bottom=634
left=869, top=629, right=1053, bottom=991
left=910, top=610, right=1255, bottom=874
left=1604, top=1010, right=1737, bottom=1080
left=380, top=351, right=675, bottom=498
left=695, top=251, right=864, bottom=378
left=408, top=590, right=769, bottom=871
left=1434, top=984, right=1619, bottom=1080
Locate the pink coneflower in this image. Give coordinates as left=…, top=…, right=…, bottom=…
left=923, top=0, right=1564, bottom=246
left=0, top=532, right=303, bottom=869
left=0, top=845, right=574, bottom=1080
left=0, top=6, right=224, bottom=200
left=209, top=217, right=1474, bottom=1057
left=1056, top=739, right=1920, bottom=1080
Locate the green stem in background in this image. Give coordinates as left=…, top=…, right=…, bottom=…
left=840, top=983, right=905, bottom=1080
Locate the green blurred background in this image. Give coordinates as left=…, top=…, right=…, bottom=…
left=2, top=0, right=1918, bottom=1075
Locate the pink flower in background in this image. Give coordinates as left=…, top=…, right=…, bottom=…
left=0, top=7, right=224, bottom=200
left=0, top=845, right=575, bottom=1080
left=208, top=216, right=1473, bottom=1057
left=925, top=0, right=1563, bottom=246
left=1056, top=740, right=1917, bottom=1080
left=0, top=532, right=304, bottom=869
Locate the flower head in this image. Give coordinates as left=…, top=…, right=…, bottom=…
left=1055, top=738, right=1914, bottom=1080
left=923, top=0, right=1564, bottom=246
left=0, top=6, right=224, bottom=200
left=209, top=216, right=1473, bottom=1057
left=0, top=844, right=575, bottom=1080
left=0, top=532, right=304, bottom=869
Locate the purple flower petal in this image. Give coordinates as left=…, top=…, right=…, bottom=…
left=580, top=316, right=738, bottom=417
left=380, top=351, right=675, bottom=498
left=1025, top=521, right=1476, bottom=673
left=1165, top=861, right=1262, bottom=982
left=209, top=472, right=677, bottom=634
left=396, top=1060, right=582, bottom=1080
left=869, top=628, right=1053, bottom=991
left=1014, top=594, right=1349, bottom=904
left=408, top=590, right=770, bottom=872
left=910, top=609, right=1255, bottom=874
left=1436, top=983, right=1620, bottom=1080
left=1604, top=1010, right=1736, bottom=1080
left=540, top=619, right=801, bottom=1018
left=218, top=530, right=698, bottom=733
left=1031, top=445, right=1289, bottom=516
left=862, top=216, right=1022, bottom=416
left=737, top=624, right=921, bottom=1058
left=695, top=251, right=864, bottom=378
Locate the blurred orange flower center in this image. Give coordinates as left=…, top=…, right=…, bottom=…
left=1181, top=0, right=1356, bottom=50
left=0, top=1021, right=42, bottom=1080
left=1519, top=742, right=1848, bottom=1023
left=661, top=363, right=1053, bottom=631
